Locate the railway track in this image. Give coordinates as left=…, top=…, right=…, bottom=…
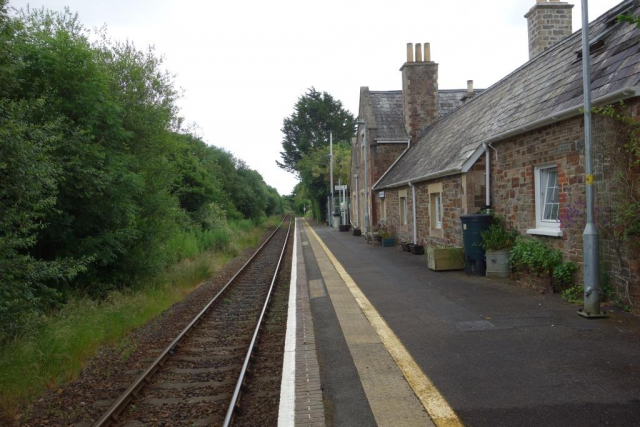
left=93, top=216, right=292, bottom=427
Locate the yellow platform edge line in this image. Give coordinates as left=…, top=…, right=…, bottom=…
left=304, top=221, right=464, bottom=427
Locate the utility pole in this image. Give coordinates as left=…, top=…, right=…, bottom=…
left=579, top=0, right=605, bottom=318
left=329, top=131, right=334, bottom=228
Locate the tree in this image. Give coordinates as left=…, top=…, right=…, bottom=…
left=0, top=4, right=284, bottom=340
left=278, top=88, right=355, bottom=220
left=278, top=88, right=355, bottom=173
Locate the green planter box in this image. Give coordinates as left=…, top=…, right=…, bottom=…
left=381, top=238, right=396, bottom=247
left=427, top=247, right=464, bottom=271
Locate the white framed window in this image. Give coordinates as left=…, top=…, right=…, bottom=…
left=380, top=198, right=387, bottom=220
left=400, top=196, right=407, bottom=225
left=435, top=193, right=442, bottom=229
left=428, top=183, right=444, bottom=234
left=528, top=165, right=562, bottom=237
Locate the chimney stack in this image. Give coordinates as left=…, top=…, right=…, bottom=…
left=467, top=80, right=474, bottom=96
left=525, top=0, right=573, bottom=59
left=401, top=42, right=439, bottom=141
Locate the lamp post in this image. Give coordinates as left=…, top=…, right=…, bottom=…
left=578, top=0, right=605, bottom=318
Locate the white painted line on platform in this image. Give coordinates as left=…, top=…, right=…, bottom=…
left=304, top=220, right=463, bottom=427
left=277, top=218, right=297, bottom=427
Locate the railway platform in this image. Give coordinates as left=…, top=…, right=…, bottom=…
left=281, top=218, right=640, bottom=427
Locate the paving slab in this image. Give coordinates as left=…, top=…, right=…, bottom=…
left=310, top=222, right=640, bottom=427
left=299, top=222, right=376, bottom=427
left=302, top=223, right=434, bottom=427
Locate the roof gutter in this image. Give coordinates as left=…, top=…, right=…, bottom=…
left=375, top=86, right=640, bottom=190
left=375, top=139, right=411, bottom=144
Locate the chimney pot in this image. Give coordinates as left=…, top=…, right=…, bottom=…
left=415, top=43, right=422, bottom=62
left=407, top=43, right=414, bottom=62
left=424, top=43, right=431, bottom=62
left=467, top=80, right=474, bottom=95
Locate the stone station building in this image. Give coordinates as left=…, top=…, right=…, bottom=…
left=350, top=0, right=640, bottom=308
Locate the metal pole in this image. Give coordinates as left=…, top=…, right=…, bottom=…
left=330, top=131, right=334, bottom=227
left=579, top=0, right=605, bottom=318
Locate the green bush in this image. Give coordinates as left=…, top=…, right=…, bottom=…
left=510, top=237, right=578, bottom=291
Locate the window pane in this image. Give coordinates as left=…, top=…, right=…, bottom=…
left=542, top=170, right=559, bottom=221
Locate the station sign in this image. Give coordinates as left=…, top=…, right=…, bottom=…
left=379, top=191, right=385, bottom=199
left=334, top=185, right=348, bottom=191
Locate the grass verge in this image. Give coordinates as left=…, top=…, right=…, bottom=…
left=0, top=216, right=283, bottom=423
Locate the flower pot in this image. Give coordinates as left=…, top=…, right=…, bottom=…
left=374, top=234, right=382, bottom=243
left=485, top=250, right=510, bottom=278
left=382, top=238, right=395, bottom=247
left=401, top=242, right=411, bottom=252
left=339, top=224, right=351, bottom=232
left=352, top=228, right=362, bottom=236
left=427, top=247, right=464, bottom=271
left=411, top=244, right=424, bottom=255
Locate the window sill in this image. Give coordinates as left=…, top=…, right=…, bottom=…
left=526, top=228, right=563, bottom=237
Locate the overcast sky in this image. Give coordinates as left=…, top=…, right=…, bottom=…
left=9, top=0, right=623, bottom=195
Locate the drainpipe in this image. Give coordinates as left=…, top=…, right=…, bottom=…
left=354, top=174, right=359, bottom=228
left=409, top=181, right=418, bottom=245
left=483, top=142, right=490, bottom=208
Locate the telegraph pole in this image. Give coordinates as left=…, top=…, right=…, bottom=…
left=579, top=0, right=605, bottom=318
left=329, top=131, right=334, bottom=227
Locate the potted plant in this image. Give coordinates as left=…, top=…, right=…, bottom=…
left=479, top=217, right=518, bottom=278
left=378, top=222, right=396, bottom=247
left=400, top=239, right=411, bottom=252
left=352, top=228, right=362, bottom=236
left=339, top=224, right=351, bottom=232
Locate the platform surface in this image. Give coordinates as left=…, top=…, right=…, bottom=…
left=299, top=220, right=640, bottom=427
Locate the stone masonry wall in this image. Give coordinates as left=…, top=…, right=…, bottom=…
left=379, top=174, right=476, bottom=249
left=371, top=143, right=408, bottom=184
left=491, top=112, right=639, bottom=308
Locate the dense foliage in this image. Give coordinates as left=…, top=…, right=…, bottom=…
left=278, top=88, right=355, bottom=220
left=0, top=3, right=283, bottom=341
left=510, top=237, right=578, bottom=292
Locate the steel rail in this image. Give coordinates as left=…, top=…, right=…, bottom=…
left=223, top=217, right=292, bottom=426
left=93, top=215, right=288, bottom=427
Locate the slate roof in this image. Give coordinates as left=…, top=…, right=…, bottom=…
left=439, top=89, right=486, bottom=117
left=375, top=0, right=640, bottom=189
left=368, top=89, right=486, bottom=141
left=369, top=91, right=406, bottom=141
